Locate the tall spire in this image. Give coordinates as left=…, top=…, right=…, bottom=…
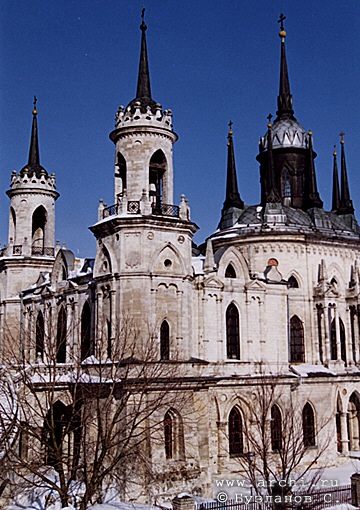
left=20, top=97, right=47, bottom=178
left=276, top=14, right=295, bottom=121
left=222, top=122, right=244, bottom=210
left=338, top=132, right=354, bottom=214
left=265, top=119, right=281, bottom=203
left=331, top=146, right=340, bottom=212
left=28, top=96, right=40, bottom=167
left=128, top=8, right=157, bottom=113
left=305, top=131, right=323, bottom=209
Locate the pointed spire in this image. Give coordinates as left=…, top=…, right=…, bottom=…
left=203, top=238, right=216, bottom=272
left=28, top=96, right=40, bottom=167
left=127, top=8, right=157, bottom=113
left=265, top=118, right=281, bottom=203
left=305, top=131, right=323, bottom=209
left=222, top=122, right=244, bottom=210
left=331, top=146, right=340, bottom=212
left=338, top=132, right=354, bottom=214
left=276, top=14, right=295, bottom=121
left=20, top=97, right=47, bottom=178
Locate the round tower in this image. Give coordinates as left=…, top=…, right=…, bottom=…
left=6, top=98, right=59, bottom=259
left=109, top=16, right=177, bottom=212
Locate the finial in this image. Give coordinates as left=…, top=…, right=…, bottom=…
left=267, top=113, right=273, bottom=127
left=228, top=120, right=233, bottom=135
left=32, top=95, right=38, bottom=116
left=278, top=13, right=287, bottom=38
left=340, top=131, right=345, bottom=144
left=333, top=144, right=337, bottom=156
left=141, top=5, right=147, bottom=30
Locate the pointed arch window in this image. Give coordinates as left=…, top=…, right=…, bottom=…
left=289, top=315, right=305, bottom=363
left=302, top=403, right=315, bottom=447
left=164, top=409, right=184, bottom=460
left=288, top=275, right=299, bottom=288
left=281, top=167, right=291, bottom=205
left=226, top=304, right=240, bottom=360
left=56, top=306, right=67, bottom=363
left=32, top=205, right=47, bottom=254
left=225, top=264, right=236, bottom=278
left=149, top=150, right=167, bottom=212
left=160, top=320, right=170, bottom=360
left=330, top=318, right=347, bottom=363
left=81, top=301, right=92, bottom=361
left=36, top=311, right=45, bottom=360
left=116, top=152, right=127, bottom=194
left=9, top=207, right=16, bottom=243
left=336, top=399, right=342, bottom=453
left=348, top=393, right=360, bottom=451
left=229, top=407, right=243, bottom=456
left=271, top=404, right=282, bottom=451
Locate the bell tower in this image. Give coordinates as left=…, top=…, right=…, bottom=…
left=109, top=11, right=177, bottom=211
left=90, top=11, right=197, bottom=361
left=1, top=98, right=59, bottom=297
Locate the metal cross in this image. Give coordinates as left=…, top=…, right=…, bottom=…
left=33, top=95, right=37, bottom=109
left=228, top=120, right=233, bottom=132
left=267, top=113, right=273, bottom=124
left=339, top=131, right=345, bottom=140
left=141, top=5, right=145, bottom=22
left=278, top=13, right=286, bottom=31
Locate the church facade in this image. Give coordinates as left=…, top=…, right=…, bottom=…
left=1, top=13, right=360, bottom=503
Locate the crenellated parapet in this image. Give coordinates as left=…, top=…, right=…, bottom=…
left=114, top=102, right=174, bottom=131
left=8, top=168, right=58, bottom=194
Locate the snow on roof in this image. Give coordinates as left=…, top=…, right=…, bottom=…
left=290, top=363, right=336, bottom=377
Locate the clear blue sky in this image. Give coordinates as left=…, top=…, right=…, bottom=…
left=1, top=1, right=360, bottom=256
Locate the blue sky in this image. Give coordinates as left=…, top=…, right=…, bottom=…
left=1, top=1, right=360, bottom=256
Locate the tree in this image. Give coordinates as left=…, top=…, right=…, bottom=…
left=0, top=315, right=195, bottom=510
left=227, top=365, right=332, bottom=507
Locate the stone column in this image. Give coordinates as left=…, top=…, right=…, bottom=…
left=172, top=496, right=195, bottom=510
left=351, top=473, right=360, bottom=507
left=340, top=411, right=349, bottom=455
left=217, top=421, right=227, bottom=471
left=96, top=291, right=103, bottom=358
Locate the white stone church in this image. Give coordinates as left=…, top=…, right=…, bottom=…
left=0, top=12, right=360, bottom=503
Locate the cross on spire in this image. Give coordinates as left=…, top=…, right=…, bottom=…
left=32, top=95, right=38, bottom=115
left=278, top=13, right=286, bottom=31
left=228, top=120, right=233, bottom=133
left=141, top=5, right=145, bottom=22
left=267, top=113, right=273, bottom=124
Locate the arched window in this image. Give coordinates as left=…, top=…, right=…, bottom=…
left=330, top=318, right=347, bottom=363
left=81, top=301, right=92, bottom=361
left=117, top=152, right=127, bottom=194
left=43, top=400, right=81, bottom=471
left=348, top=393, right=360, bottom=451
left=9, top=207, right=16, bottom=243
left=225, top=264, right=236, bottom=278
left=271, top=404, right=282, bottom=451
left=36, top=311, right=45, bottom=360
left=32, top=205, right=47, bottom=254
left=160, top=320, right=170, bottom=360
left=302, top=403, right=315, bottom=447
left=164, top=409, right=184, bottom=460
left=149, top=150, right=167, bottom=212
left=289, top=315, right=305, bottom=363
left=336, top=398, right=342, bottom=453
left=330, top=319, right=337, bottom=360
left=229, top=407, right=243, bottom=456
left=288, top=275, right=299, bottom=288
left=226, top=304, right=240, bottom=360
left=56, top=306, right=67, bottom=363
left=281, top=167, right=291, bottom=205
left=339, top=318, right=347, bottom=365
